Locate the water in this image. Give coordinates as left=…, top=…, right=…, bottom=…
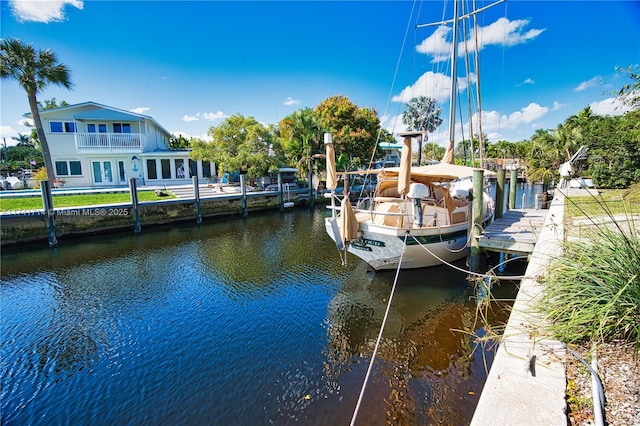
left=1, top=208, right=519, bottom=425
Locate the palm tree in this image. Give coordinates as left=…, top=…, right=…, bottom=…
left=402, top=96, right=443, bottom=165
left=1, top=38, right=73, bottom=185
left=12, top=133, right=34, bottom=148
left=279, top=108, right=322, bottom=175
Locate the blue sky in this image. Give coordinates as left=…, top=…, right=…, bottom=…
left=1, top=0, right=638, bottom=148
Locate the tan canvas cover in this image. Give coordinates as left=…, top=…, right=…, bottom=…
left=325, top=140, right=337, bottom=191
left=340, top=197, right=359, bottom=242
left=397, top=135, right=412, bottom=195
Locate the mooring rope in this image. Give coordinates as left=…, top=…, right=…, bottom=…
left=410, top=235, right=530, bottom=280
left=350, top=233, right=408, bottom=426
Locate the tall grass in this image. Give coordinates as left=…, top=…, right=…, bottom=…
left=540, top=191, right=640, bottom=350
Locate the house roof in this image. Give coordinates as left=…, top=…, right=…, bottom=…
left=24, top=101, right=172, bottom=137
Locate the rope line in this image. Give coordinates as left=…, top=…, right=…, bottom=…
left=349, top=233, right=408, bottom=426
left=410, top=235, right=530, bottom=280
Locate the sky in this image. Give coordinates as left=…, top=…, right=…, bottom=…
left=1, top=0, right=639, bottom=149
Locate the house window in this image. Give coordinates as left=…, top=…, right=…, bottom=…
left=189, top=159, right=197, bottom=178
left=175, top=159, right=186, bottom=179
left=146, top=159, right=158, bottom=180
left=98, top=124, right=107, bottom=133
left=55, top=160, right=82, bottom=176
left=113, top=123, right=131, bottom=133
left=87, top=124, right=96, bottom=132
left=161, top=159, right=171, bottom=179
left=50, top=122, right=63, bottom=133
left=69, top=161, right=82, bottom=175
left=50, top=121, right=76, bottom=133
left=202, top=161, right=211, bottom=178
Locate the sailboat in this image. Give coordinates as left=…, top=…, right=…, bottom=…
left=324, top=1, right=496, bottom=271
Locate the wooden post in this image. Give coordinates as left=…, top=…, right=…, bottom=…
left=40, top=180, right=57, bottom=247
left=129, top=178, right=141, bottom=234
left=278, top=172, right=283, bottom=213
left=193, top=176, right=202, bottom=224
left=308, top=170, right=314, bottom=208
left=469, top=169, right=484, bottom=271
left=495, top=169, right=506, bottom=219
left=508, top=169, right=517, bottom=210
left=240, top=174, right=248, bottom=217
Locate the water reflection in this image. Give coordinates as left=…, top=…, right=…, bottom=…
left=1, top=209, right=517, bottom=425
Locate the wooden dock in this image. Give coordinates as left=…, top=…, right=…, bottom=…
left=477, top=209, right=549, bottom=255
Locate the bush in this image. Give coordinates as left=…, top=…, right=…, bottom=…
left=540, top=209, right=640, bottom=349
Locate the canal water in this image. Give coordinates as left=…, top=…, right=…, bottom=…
left=1, top=198, right=527, bottom=424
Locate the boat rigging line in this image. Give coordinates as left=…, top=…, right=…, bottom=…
left=349, top=233, right=408, bottom=426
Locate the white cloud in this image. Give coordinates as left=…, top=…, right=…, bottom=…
left=416, top=26, right=453, bottom=62
left=552, top=101, right=565, bottom=111
left=182, top=114, right=199, bottom=122
left=182, top=111, right=228, bottom=122
left=0, top=125, right=20, bottom=143
left=171, top=131, right=212, bottom=142
left=517, top=78, right=535, bottom=87
left=470, top=17, right=545, bottom=49
left=9, top=0, right=83, bottom=23
left=590, top=96, right=631, bottom=116
left=575, top=77, right=601, bottom=92
left=392, top=71, right=475, bottom=104
left=201, top=111, right=228, bottom=121
left=416, top=18, right=545, bottom=63
left=130, top=107, right=150, bottom=115
left=283, top=97, right=300, bottom=106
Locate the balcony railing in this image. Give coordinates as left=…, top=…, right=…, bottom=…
left=75, top=132, right=143, bottom=152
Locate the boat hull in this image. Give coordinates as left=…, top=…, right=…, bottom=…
left=325, top=218, right=469, bottom=270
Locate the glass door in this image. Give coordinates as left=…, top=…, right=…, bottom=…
left=92, top=161, right=114, bottom=185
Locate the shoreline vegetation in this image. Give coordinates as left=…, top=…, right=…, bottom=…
left=545, top=183, right=639, bottom=425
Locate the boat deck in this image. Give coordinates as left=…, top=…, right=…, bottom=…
left=478, top=209, right=549, bottom=255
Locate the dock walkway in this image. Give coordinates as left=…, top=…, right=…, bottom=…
left=478, top=209, right=548, bottom=255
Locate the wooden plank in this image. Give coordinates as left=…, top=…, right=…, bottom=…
left=477, top=209, right=548, bottom=254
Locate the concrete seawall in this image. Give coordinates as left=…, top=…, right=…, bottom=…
left=0, top=191, right=316, bottom=246
left=471, top=192, right=567, bottom=424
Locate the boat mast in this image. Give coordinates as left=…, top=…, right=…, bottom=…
left=442, top=0, right=460, bottom=164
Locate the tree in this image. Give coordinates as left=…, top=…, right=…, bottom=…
left=314, top=95, right=381, bottom=170
left=613, top=65, right=640, bottom=110
left=169, top=134, right=192, bottom=150
left=190, top=114, right=275, bottom=181
left=1, top=39, right=72, bottom=185
left=278, top=108, right=322, bottom=176
left=402, top=96, right=443, bottom=165
left=12, top=133, right=34, bottom=148
left=422, top=142, right=445, bottom=162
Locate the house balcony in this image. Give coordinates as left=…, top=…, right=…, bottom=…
left=75, top=132, right=144, bottom=153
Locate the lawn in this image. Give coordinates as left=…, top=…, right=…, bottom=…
left=0, top=190, right=176, bottom=211
left=564, top=183, right=640, bottom=219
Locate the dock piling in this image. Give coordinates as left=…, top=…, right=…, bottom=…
left=469, top=169, right=484, bottom=271
left=508, top=169, right=517, bottom=210
left=40, top=180, right=58, bottom=247
left=495, top=169, right=506, bottom=219
left=193, top=176, right=202, bottom=224
left=129, top=178, right=141, bottom=234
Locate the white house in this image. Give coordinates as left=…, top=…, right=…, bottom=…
left=25, top=102, right=215, bottom=188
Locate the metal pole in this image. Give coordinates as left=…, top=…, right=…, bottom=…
left=40, top=180, right=57, bottom=247
left=495, top=169, right=505, bottom=218
left=193, top=175, right=202, bottom=224
left=129, top=178, right=141, bottom=234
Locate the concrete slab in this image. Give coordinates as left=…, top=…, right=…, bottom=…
left=471, top=193, right=567, bottom=425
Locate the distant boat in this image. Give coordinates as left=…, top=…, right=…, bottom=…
left=324, top=0, right=497, bottom=271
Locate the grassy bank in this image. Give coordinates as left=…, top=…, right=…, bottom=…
left=0, top=191, right=176, bottom=211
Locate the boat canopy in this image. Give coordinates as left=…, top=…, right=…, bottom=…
left=380, top=163, right=495, bottom=184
